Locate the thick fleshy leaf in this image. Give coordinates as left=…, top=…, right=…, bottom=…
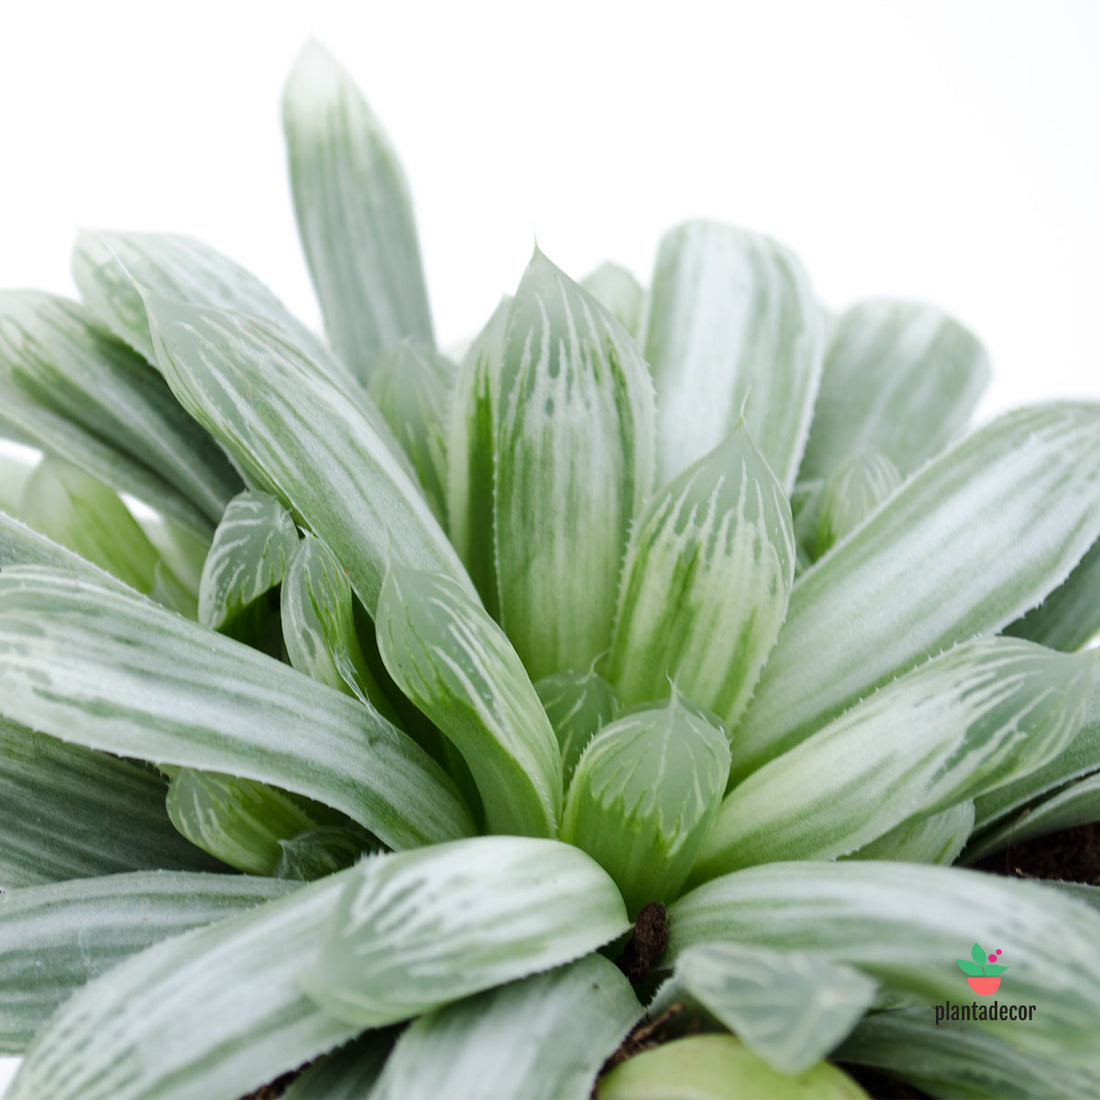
left=0, top=871, right=292, bottom=1051
left=372, top=955, right=643, bottom=1100
left=367, top=340, right=455, bottom=523
left=0, top=292, right=240, bottom=534
left=0, top=447, right=34, bottom=516
left=281, top=1032, right=396, bottom=1099
left=198, top=489, right=299, bottom=630
left=535, top=668, right=619, bottom=788
left=495, top=251, right=656, bottom=679
left=300, top=836, right=631, bottom=1028
left=731, top=403, right=1100, bottom=778
left=0, top=567, right=474, bottom=849
left=445, top=296, right=510, bottom=613
left=273, top=825, right=376, bottom=882
left=799, top=299, right=990, bottom=483
left=643, top=220, right=824, bottom=490
left=8, top=868, right=360, bottom=1100
left=1005, top=535, right=1100, bottom=651
left=143, top=294, right=475, bottom=616
left=846, top=801, right=975, bottom=865
left=666, top=861, right=1100, bottom=1067
left=283, top=41, right=434, bottom=380
left=582, top=261, right=645, bottom=338
left=0, top=719, right=220, bottom=888
left=650, top=943, right=877, bottom=1075
left=698, top=640, right=1094, bottom=877
left=562, top=694, right=730, bottom=915
left=0, top=511, right=128, bottom=584
left=607, top=425, right=794, bottom=730
left=375, top=568, right=562, bottom=836
left=812, top=447, right=901, bottom=558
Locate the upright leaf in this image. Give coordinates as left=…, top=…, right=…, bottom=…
left=535, top=668, right=619, bottom=788
left=1005, top=535, right=1100, bottom=651
left=582, top=261, right=645, bottom=338
left=283, top=41, right=434, bottom=380
left=495, top=251, right=656, bottom=679
left=731, top=403, right=1100, bottom=778
left=643, top=220, right=824, bottom=489
left=812, top=447, right=901, bottom=558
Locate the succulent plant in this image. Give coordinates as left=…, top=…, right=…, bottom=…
left=2, top=39, right=1100, bottom=1100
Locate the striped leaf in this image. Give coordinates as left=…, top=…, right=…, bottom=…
left=0, top=871, right=292, bottom=1051
left=650, top=942, right=877, bottom=1075
left=273, top=825, right=377, bottom=882
left=607, top=425, right=795, bottom=730
left=372, top=955, right=642, bottom=1100
left=846, top=801, right=975, bottom=865
left=375, top=568, right=562, bottom=837
left=812, top=447, right=901, bottom=558
left=300, top=837, right=630, bottom=1028
left=1, top=511, right=129, bottom=585
left=283, top=41, right=434, bottom=381
left=445, top=296, right=510, bottom=614
left=562, top=694, right=730, bottom=915
left=198, top=490, right=299, bottom=630
left=581, top=261, right=645, bottom=338
left=495, top=251, right=656, bottom=679
left=642, top=220, right=824, bottom=490
left=1005, top=534, right=1100, bottom=651
left=0, top=719, right=221, bottom=888
left=143, top=293, right=475, bottom=617
left=731, top=403, right=1100, bottom=778
left=0, top=566, right=475, bottom=849
left=697, top=640, right=1094, bottom=878
left=799, top=299, right=990, bottom=483
left=7, top=869, right=360, bottom=1100
left=535, top=668, right=619, bottom=788
left=0, top=292, right=240, bottom=534
left=666, top=861, right=1100, bottom=1068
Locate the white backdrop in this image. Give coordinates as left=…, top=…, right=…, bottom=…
left=1, top=0, right=1098, bottom=1092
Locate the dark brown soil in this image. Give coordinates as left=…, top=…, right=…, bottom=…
left=970, top=820, right=1100, bottom=884
left=614, top=902, right=668, bottom=981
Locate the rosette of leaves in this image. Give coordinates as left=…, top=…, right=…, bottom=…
left=2, top=39, right=1100, bottom=1100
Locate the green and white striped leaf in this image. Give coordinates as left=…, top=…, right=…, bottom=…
left=280, top=533, right=397, bottom=716
left=837, top=1008, right=1100, bottom=1099
left=0, top=871, right=292, bottom=1051
left=8, top=868, right=360, bottom=1100
left=495, top=251, right=656, bottom=679
left=372, top=955, right=642, bottom=1100
left=300, top=836, right=631, bottom=1028
left=0, top=719, right=221, bottom=888
left=282, top=1032, right=396, bottom=1099
left=0, top=511, right=129, bottom=586
left=368, top=339, right=455, bottom=524
left=666, top=861, right=1100, bottom=1067
left=650, top=943, right=877, bottom=1075
left=446, top=296, right=510, bottom=614
left=799, top=300, right=991, bottom=483
left=144, top=294, right=475, bottom=616
left=698, top=640, right=1094, bottom=877
left=731, top=403, right=1100, bottom=778
left=607, top=425, right=795, bottom=730
left=582, top=261, right=645, bottom=338
left=283, top=41, right=434, bottom=381
left=846, top=801, right=975, bottom=865
left=812, top=447, right=902, bottom=558
left=0, top=292, right=240, bottom=534
left=375, top=568, right=562, bottom=837
left=1005, top=535, right=1100, bottom=651
left=198, top=489, right=299, bottom=630
left=0, top=567, right=474, bottom=849
left=535, top=668, right=619, bottom=788
left=562, top=694, right=730, bottom=915
left=273, top=825, right=377, bottom=882
left=642, top=220, right=824, bottom=490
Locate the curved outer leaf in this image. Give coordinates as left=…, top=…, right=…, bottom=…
left=581, top=261, right=645, bottom=338
left=445, top=296, right=510, bottom=613
left=847, top=801, right=975, bottom=865
left=1, top=511, right=128, bottom=585
left=649, top=942, right=877, bottom=1075
left=375, top=568, right=562, bottom=837
left=0, top=567, right=475, bottom=850
left=666, top=861, right=1100, bottom=1068
left=535, top=668, right=619, bottom=788
left=731, top=403, right=1100, bottom=779
left=0, top=871, right=293, bottom=1051
left=0, top=719, right=221, bottom=888
left=698, top=640, right=1094, bottom=877
left=642, top=220, right=824, bottom=490
left=143, top=294, right=476, bottom=617
left=8, top=868, right=361, bottom=1100
left=300, top=836, right=631, bottom=1028
left=607, top=425, right=794, bottom=731
left=799, top=299, right=991, bottom=483
left=1005, top=534, right=1100, bottom=651
left=495, top=251, right=656, bottom=680
left=562, top=694, right=730, bottom=915
left=198, top=490, right=299, bottom=630
left=283, top=41, right=434, bottom=381
left=372, top=955, right=642, bottom=1100
left=0, top=292, right=240, bottom=534
left=812, top=447, right=901, bottom=558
